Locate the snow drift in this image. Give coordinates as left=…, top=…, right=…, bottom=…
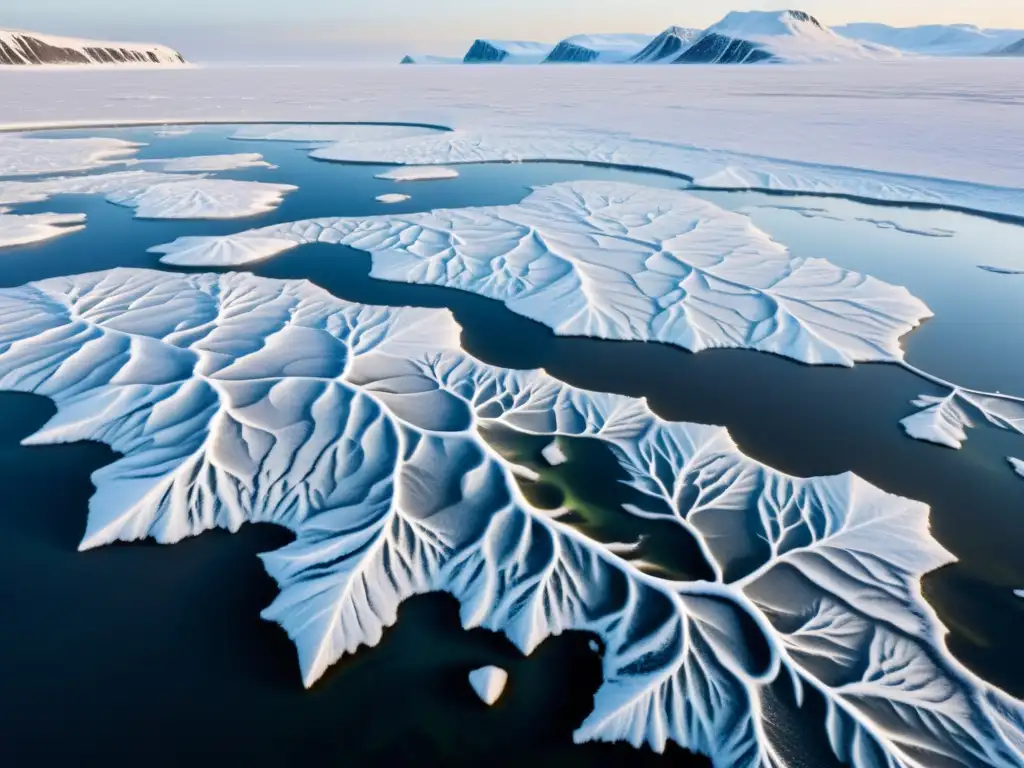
left=0, top=28, right=185, bottom=66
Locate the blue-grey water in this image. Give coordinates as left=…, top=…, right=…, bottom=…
left=1, top=125, right=1022, bottom=766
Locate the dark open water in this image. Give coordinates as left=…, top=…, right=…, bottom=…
left=0, top=125, right=1022, bottom=766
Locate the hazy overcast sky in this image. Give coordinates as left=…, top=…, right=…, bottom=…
left=5, top=1, right=1024, bottom=61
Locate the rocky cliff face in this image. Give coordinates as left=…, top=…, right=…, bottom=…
left=0, top=29, right=185, bottom=66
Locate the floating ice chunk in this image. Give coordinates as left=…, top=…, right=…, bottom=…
left=310, top=128, right=1024, bottom=221
left=0, top=267, right=1019, bottom=766
left=154, top=127, right=193, bottom=137
left=1010, top=458, right=1024, bottom=479
left=0, top=209, right=85, bottom=247
left=541, top=439, right=567, bottom=466
left=375, top=193, right=411, bottom=204
left=0, top=171, right=295, bottom=220
left=588, top=640, right=601, bottom=653
left=901, top=392, right=973, bottom=449
left=374, top=166, right=459, bottom=182
left=152, top=180, right=931, bottom=367
left=160, top=153, right=273, bottom=172
left=0, top=135, right=139, bottom=177
left=469, top=666, right=508, bottom=706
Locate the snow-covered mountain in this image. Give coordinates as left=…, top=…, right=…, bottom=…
left=544, top=34, right=654, bottom=63
left=0, top=28, right=185, bottom=66
left=463, top=40, right=553, bottom=63
left=992, top=37, right=1024, bottom=56
left=835, top=23, right=1023, bottom=55
left=677, top=10, right=897, bottom=64
left=629, top=26, right=701, bottom=62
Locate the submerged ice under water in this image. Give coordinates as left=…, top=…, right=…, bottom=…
left=0, top=124, right=1023, bottom=767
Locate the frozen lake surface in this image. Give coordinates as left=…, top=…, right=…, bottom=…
left=0, top=125, right=1022, bottom=766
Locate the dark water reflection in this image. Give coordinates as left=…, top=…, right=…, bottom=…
left=1, top=124, right=1023, bottom=765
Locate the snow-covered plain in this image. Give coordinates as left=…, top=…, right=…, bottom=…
left=0, top=170, right=296, bottom=219
left=152, top=180, right=932, bottom=366
left=0, top=267, right=1021, bottom=767
left=1, top=62, right=1021, bottom=196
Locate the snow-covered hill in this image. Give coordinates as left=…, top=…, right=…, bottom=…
left=677, top=10, right=897, bottom=64
left=630, top=27, right=701, bottom=62
left=835, top=23, right=1023, bottom=55
left=463, top=40, right=553, bottom=64
left=0, top=28, right=185, bottom=66
left=400, top=54, right=462, bottom=65
left=544, top=34, right=653, bottom=63
left=992, top=37, right=1024, bottom=57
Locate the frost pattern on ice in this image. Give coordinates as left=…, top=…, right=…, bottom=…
left=0, top=135, right=139, bottom=177
left=307, top=128, right=1024, bottom=221
left=0, top=209, right=85, bottom=247
left=0, top=267, right=1020, bottom=767
left=469, top=666, right=508, bottom=706
left=0, top=170, right=295, bottom=219
left=152, top=181, right=931, bottom=366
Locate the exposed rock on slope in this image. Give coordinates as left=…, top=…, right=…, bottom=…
left=544, top=34, right=654, bottom=63
left=463, top=39, right=552, bottom=63
left=0, top=28, right=185, bottom=66
left=629, top=26, right=700, bottom=62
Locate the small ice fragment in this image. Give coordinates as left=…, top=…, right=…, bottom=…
left=588, top=640, right=600, bottom=653
left=469, top=666, right=508, bottom=706
left=542, top=439, right=567, bottom=466
left=376, top=193, right=411, bottom=204
left=509, top=463, right=541, bottom=482
left=374, top=166, right=459, bottom=182
left=1010, top=458, right=1024, bottom=480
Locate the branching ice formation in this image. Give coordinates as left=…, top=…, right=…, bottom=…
left=153, top=180, right=931, bottom=366
left=0, top=267, right=1021, bottom=767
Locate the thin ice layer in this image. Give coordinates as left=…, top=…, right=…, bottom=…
left=153, top=180, right=932, bottom=366
left=0, top=267, right=1019, bottom=767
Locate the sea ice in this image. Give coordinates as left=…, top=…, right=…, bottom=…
left=153, top=180, right=931, bottom=366
left=468, top=666, right=508, bottom=706
left=231, top=124, right=444, bottom=143
left=0, top=170, right=295, bottom=219
left=374, top=166, right=459, bottom=182
left=375, top=194, right=411, bottom=204
left=0, top=135, right=139, bottom=176
left=0, top=209, right=85, bottom=247
left=854, top=218, right=956, bottom=238
left=0, top=267, right=1019, bottom=766
left=310, top=129, right=1024, bottom=221
left=160, top=153, right=273, bottom=172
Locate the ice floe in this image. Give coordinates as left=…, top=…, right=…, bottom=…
left=0, top=135, right=139, bottom=177
left=854, top=218, right=956, bottom=238
left=160, top=153, right=274, bottom=172
left=374, top=166, right=459, bottom=182
left=0, top=208, right=85, bottom=247
left=469, top=666, right=508, bottom=706
left=375, top=193, right=411, bottom=204
left=900, top=392, right=974, bottom=449
left=153, top=180, right=931, bottom=367
left=899, top=380, right=1024, bottom=451
left=0, top=267, right=1019, bottom=765
left=1010, top=458, right=1024, bottom=479
left=0, top=170, right=295, bottom=219
left=309, top=129, right=1024, bottom=221
left=541, top=440, right=567, bottom=466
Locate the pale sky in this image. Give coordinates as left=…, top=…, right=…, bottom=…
left=4, top=0, right=1024, bottom=61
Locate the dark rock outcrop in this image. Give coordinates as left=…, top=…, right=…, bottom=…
left=0, top=29, right=185, bottom=66
left=674, top=33, right=775, bottom=64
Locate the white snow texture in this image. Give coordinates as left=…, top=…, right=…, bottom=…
left=0, top=267, right=1021, bottom=767
left=0, top=209, right=85, bottom=247
left=153, top=180, right=931, bottom=367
